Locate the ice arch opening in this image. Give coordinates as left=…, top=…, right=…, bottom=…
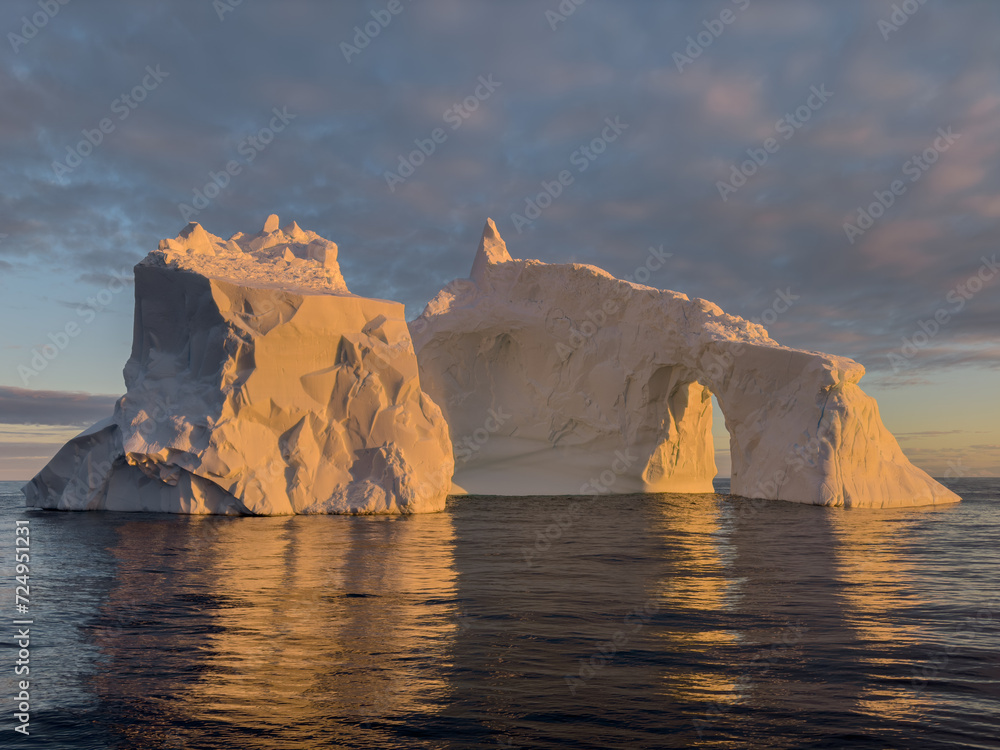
left=711, top=394, right=732, bottom=491
left=410, top=219, right=960, bottom=509
left=633, top=373, right=732, bottom=496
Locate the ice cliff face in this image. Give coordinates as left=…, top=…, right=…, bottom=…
left=24, top=217, right=453, bottom=515
left=410, top=219, right=960, bottom=509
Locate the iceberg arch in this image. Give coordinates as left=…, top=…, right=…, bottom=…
left=410, top=219, right=960, bottom=508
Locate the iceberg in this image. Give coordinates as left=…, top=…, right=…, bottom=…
left=25, top=215, right=959, bottom=513
left=410, top=219, right=960, bottom=509
left=24, top=216, right=454, bottom=515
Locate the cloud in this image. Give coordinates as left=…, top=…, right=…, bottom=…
left=0, top=387, right=118, bottom=426
left=0, top=0, right=996, bottom=387
left=76, top=271, right=135, bottom=286
left=0, top=442, right=65, bottom=459
left=896, top=430, right=987, bottom=439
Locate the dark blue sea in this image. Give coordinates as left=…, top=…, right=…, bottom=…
left=1, top=478, right=998, bottom=749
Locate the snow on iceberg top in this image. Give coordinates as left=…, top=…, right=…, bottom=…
left=142, top=214, right=350, bottom=294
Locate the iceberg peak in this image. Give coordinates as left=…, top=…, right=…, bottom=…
left=470, top=217, right=512, bottom=284
left=177, top=222, right=216, bottom=256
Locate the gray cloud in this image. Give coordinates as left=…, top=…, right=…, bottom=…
left=0, top=0, right=998, bottom=379
left=0, top=442, right=64, bottom=459
left=897, top=430, right=987, bottom=439
left=0, top=386, right=118, bottom=425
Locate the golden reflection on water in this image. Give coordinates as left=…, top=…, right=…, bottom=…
left=92, top=511, right=459, bottom=747
left=651, top=494, right=741, bottom=708
left=651, top=494, right=850, bottom=734
left=829, top=504, right=943, bottom=723
left=78, top=491, right=982, bottom=748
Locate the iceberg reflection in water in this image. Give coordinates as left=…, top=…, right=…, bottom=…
left=1, top=478, right=997, bottom=749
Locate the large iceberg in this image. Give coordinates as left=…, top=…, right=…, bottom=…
left=410, top=219, right=960, bottom=509
left=24, top=216, right=454, bottom=515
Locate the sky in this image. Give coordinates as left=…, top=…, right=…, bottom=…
left=1, top=0, right=998, bottom=481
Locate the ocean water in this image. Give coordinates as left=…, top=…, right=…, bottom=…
left=1, top=478, right=998, bottom=750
